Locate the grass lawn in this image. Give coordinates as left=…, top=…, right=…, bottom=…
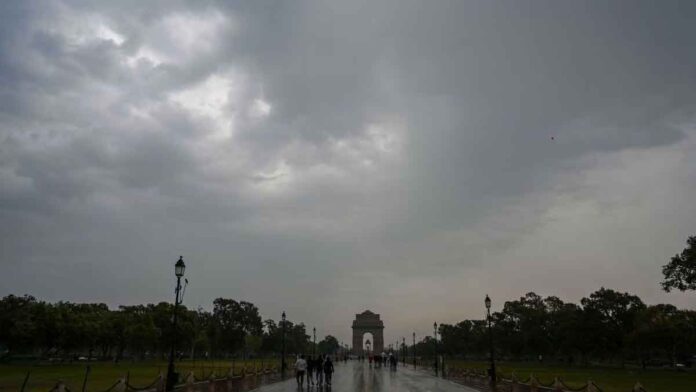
left=0, top=359, right=280, bottom=391
left=446, top=360, right=696, bottom=392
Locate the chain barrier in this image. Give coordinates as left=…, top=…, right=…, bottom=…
left=445, top=366, right=644, bottom=392
left=99, top=379, right=124, bottom=392
left=125, top=374, right=162, bottom=391
left=535, top=375, right=556, bottom=388
left=20, top=360, right=283, bottom=392
left=47, top=382, right=73, bottom=392
left=632, top=382, right=648, bottom=392
left=556, top=378, right=599, bottom=392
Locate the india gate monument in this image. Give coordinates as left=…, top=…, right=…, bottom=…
left=351, top=310, right=384, bottom=354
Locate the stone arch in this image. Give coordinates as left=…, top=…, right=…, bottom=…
left=351, top=310, right=384, bottom=355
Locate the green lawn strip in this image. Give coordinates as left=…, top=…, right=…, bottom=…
left=446, top=360, right=696, bottom=392
left=0, top=360, right=281, bottom=391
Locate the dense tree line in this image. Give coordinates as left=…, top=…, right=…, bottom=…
left=0, top=296, right=338, bottom=361
left=4, top=237, right=694, bottom=365
left=432, top=288, right=696, bottom=367
left=418, top=237, right=696, bottom=367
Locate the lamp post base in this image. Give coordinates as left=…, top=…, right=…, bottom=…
left=488, top=367, right=497, bottom=392
left=165, top=364, right=178, bottom=391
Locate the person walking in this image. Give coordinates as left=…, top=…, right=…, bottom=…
left=306, top=355, right=315, bottom=386
left=315, top=354, right=324, bottom=385
left=294, top=355, right=307, bottom=387
left=323, top=355, right=335, bottom=386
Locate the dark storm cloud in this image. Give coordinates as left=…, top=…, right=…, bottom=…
left=2, top=0, right=696, bottom=343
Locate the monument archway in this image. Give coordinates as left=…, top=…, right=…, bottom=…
left=351, top=310, right=384, bottom=355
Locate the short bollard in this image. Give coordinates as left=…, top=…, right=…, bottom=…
left=586, top=380, right=601, bottom=392
left=157, top=373, right=165, bottom=392
left=530, top=375, right=538, bottom=392
left=115, top=378, right=126, bottom=392
left=553, top=377, right=563, bottom=392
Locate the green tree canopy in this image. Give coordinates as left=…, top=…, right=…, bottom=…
left=662, top=236, right=696, bottom=291
left=318, top=335, right=340, bottom=355
left=210, top=298, right=263, bottom=355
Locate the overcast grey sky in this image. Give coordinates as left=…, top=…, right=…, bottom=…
left=2, top=0, right=696, bottom=345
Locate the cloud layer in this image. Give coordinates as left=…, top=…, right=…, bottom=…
left=2, top=0, right=696, bottom=344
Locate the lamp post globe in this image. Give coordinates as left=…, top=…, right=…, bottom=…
left=175, top=256, right=185, bottom=277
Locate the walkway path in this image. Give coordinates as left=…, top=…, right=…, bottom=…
left=254, top=361, right=480, bottom=392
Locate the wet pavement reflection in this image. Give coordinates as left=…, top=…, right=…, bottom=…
left=253, top=362, right=479, bottom=392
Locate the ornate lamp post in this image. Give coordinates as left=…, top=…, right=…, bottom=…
left=412, top=332, right=416, bottom=368
left=402, top=337, right=406, bottom=365
left=165, top=256, right=186, bottom=391
left=281, top=311, right=287, bottom=377
left=433, top=322, right=438, bottom=377
left=485, top=294, right=496, bottom=389
left=313, top=327, right=317, bottom=356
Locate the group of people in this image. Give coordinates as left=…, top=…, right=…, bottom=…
left=367, top=352, right=398, bottom=370
left=294, top=354, right=335, bottom=388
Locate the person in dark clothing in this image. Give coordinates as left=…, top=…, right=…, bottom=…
left=315, top=354, right=324, bottom=385
left=306, top=355, right=315, bottom=386
left=323, top=356, right=334, bottom=386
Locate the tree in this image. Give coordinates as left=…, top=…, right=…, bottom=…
left=628, top=304, right=679, bottom=368
left=495, top=292, right=551, bottom=359
left=580, top=288, right=645, bottom=362
left=210, top=298, right=263, bottom=356
left=0, top=295, right=37, bottom=354
left=189, top=308, right=212, bottom=359
left=72, top=303, right=109, bottom=359
left=318, top=335, right=340, bottom=355
left=662, top=236, right=696, bottom=291
left=120, top=305, right=158, bottom=359
left=245, top=335, right=263, bottom=356
left=545, top=297, right=583, bottom=363
left=415, top=336, right=438, bottom=359
left=96, top=311, right=119, bottom=358
left=439, top=320, right=488, bottom=358
left=261, top=319, right=281, bottom=353
left=286, top=322, right=310, bottom=355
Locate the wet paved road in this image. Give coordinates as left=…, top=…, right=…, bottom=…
left=253, top=362, right=480, bottom=392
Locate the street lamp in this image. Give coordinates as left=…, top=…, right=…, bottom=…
left=281, top=311, right=286, bottom=377
left=412, top=332, right=416, bottom=368
left=402, top=337, right=406, bottom=365
left=485, top=294, right=496, bottom=389
left=313, top=327, right=316, bottom=356
left=166, top=256, right=185, bottom=391
left=433, top=322, right=438, bottom=376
